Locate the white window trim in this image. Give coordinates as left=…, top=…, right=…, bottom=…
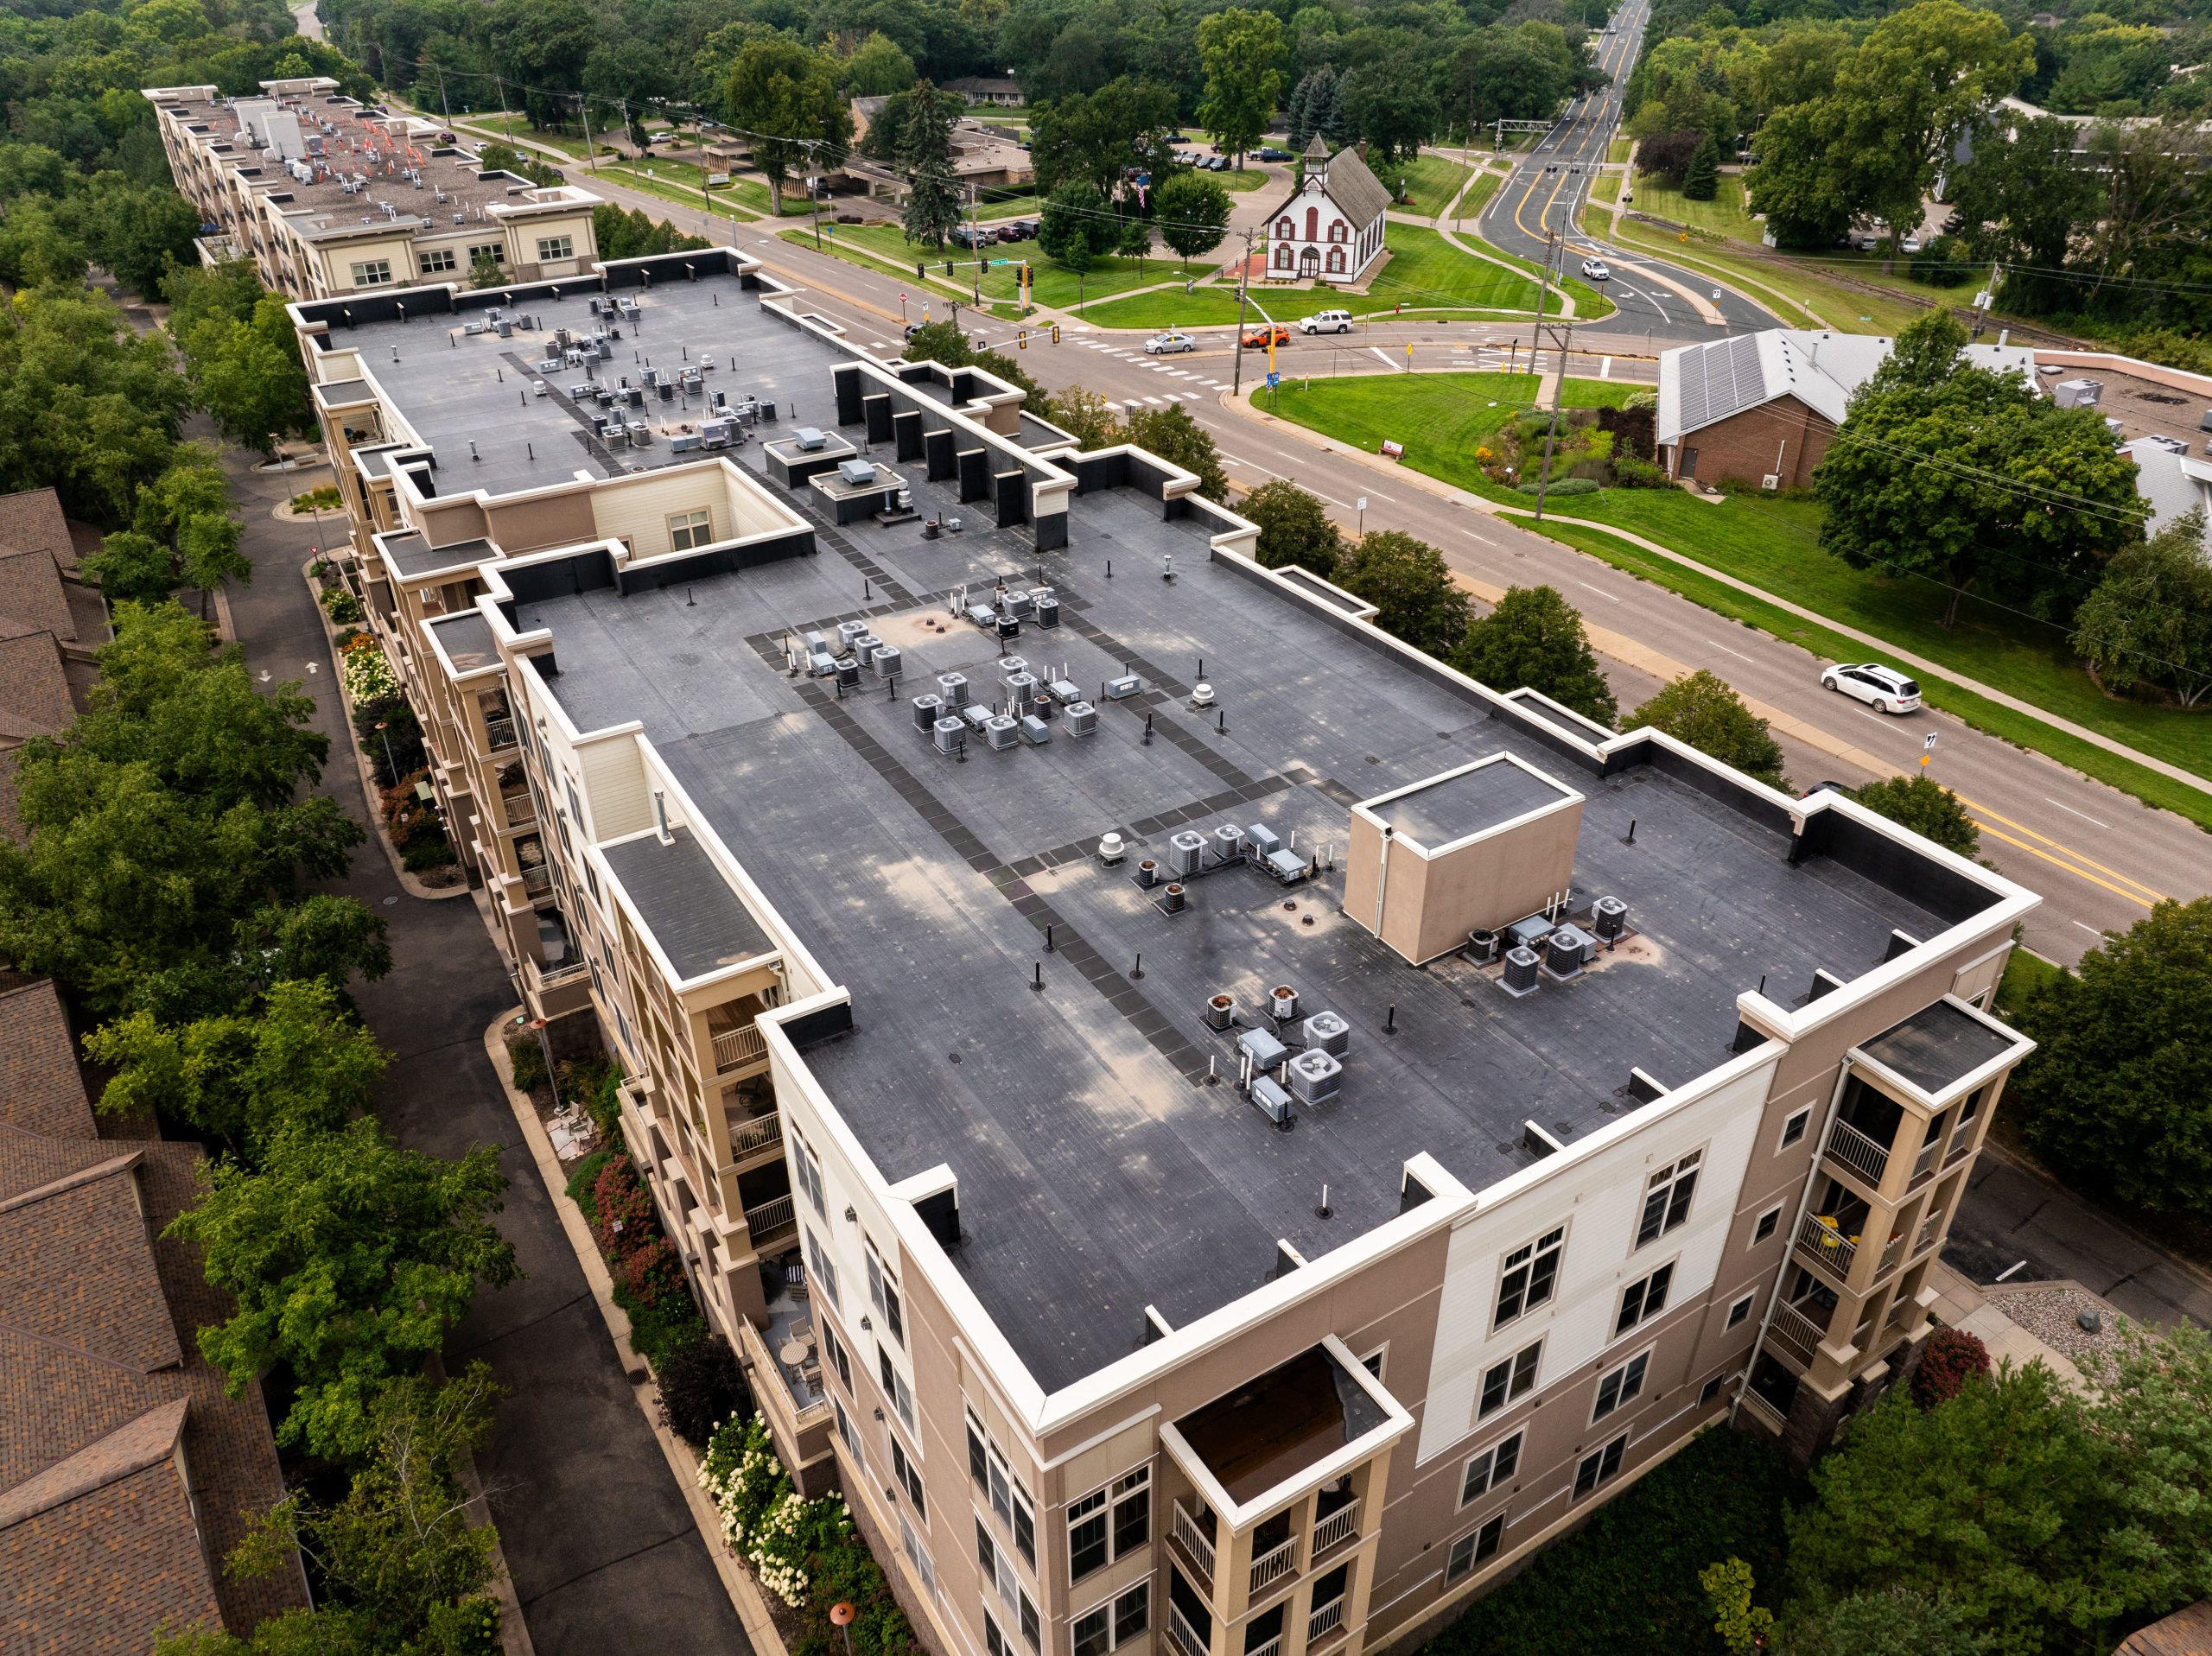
left=1476, top=1337, right=1544, bottom=1423
left=1457, top=1428, right=1522, bottom=1507
left=1613, top=1258, right=1678, bottom=1342
left=1070, top=1581, right=1149, bottom=1656
left=1752, top=1202, right=1784, bottom=1244
left=1591, top=1346, right=1652, bottom=1424
left=1491, top=1222, right=1568, bottom=1332
left=1726, top=1291, right=1757, bottom=1329
left=1779, top=1107, right=1813, bottom=1150
left=1635, top=1146, right=1704, bottom=1249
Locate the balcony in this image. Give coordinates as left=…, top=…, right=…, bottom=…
left=1168, top=1603, right=1210, bottom=1656
left=520, top=862, right=553, bottom=898
left=483, top=714, right=518, bottom=752
left=744, top=1193, right=798, bottom=1248
left=726, top=1109, right=783, bottom=1164
left=1768, top=1300, right=1827, bottom=1367
left=499, top=784, right=537, bottom=828
left=1306, top=1598, right=1346, bottom=1649
left=1822, top=1117, right=1891, bottom=1186
left=1171, top=1500, right=1217, bottom=1586
left=1944, top=1132, right=1975, bottom=1169
left=1795, top=1213, right=1858, bottom=1285
left=1244, top=1638, right=1281, bottom=1656
left=1249, top=1536, right=1296, bottom=1598
left=712, top=1023, right=769, bottom=1073
left=739, top=1291, right=831, bottom=1428
left=1312, top=1498, right=1360, bottom=1558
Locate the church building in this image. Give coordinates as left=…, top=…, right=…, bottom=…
left=1265, top=134, right=1389, bottom=284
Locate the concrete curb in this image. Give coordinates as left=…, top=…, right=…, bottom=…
left=482, top=1012, right=792, bottom=1656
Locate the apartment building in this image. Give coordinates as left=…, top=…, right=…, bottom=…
left=146, top=76, right=601, bottom=301
left=289, top=248, right=2042, bottom=1656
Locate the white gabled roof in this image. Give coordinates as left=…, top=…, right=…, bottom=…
left=2122, top=437, right=2212, bottom=536
left=1657, top=328, right=2040, bottom=447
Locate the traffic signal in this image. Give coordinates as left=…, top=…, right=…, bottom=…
left=1018, top=329, right=1029, bottom=349
left=915, top=262, right=925, bottom=279
left=1051, top=325, right=1061, bottom=344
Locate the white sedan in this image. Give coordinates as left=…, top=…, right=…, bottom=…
left=1145, top=331, right=1198, bottom=355
left=1821, top=663, right=1923, bottom=714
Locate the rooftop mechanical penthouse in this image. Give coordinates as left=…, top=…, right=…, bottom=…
left=295, top=249, right=2043, bottom=1656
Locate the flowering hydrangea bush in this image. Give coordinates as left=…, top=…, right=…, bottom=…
left=699, top=1414, right=812, bottom=1606
left=340, top=634, right=400, bottom=703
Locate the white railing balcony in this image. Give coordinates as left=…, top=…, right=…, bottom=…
left=726, top=1110, right=782, bottom=1161
left=1249, top=1536, right=1296, bottom=1597
left=1823, top=1117, right=1891, bottom=1186
left=1306, top=1598, right=1346, bottom=1647
left=1171, top=1500, right=1217, bottom=1585
left=1910, top=1140, right=1940, bottom=1189
left=743, top=1193, right=797, bottom=1244
left=1796, top=1213, right=1859, bottom=1283
left=1311, top=1499, right=1359, bottom=1558
left=1945, top=1133, right=1975, bottom=1168
left=1168, top=1602, right=1210, bottom=1656
left=713, top=1023, right=768, bottom=1072
left=1243, top=1638, right=1281, bottom=1656
left=519, top=863, right=552, bottom=896
left=483, top=715, right=518, bottom=752
left=499, top=788, right=536, bottom=828
left=1769, top=1301, right=1827, bottom=1366
left=1915, top=1217, right=1943, bottom=1257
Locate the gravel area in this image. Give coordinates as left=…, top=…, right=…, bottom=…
left=1987, top=1284, right=2133, bottom=1367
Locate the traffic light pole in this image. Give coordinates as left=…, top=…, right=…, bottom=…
left=1230, top=227, right=1256, bottom=398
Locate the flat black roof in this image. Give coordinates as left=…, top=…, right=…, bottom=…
left=1369, top=758, right=1574, bottom=848
left=601, top=828, right=775, bottom=980
left=427, top=611, right=496, bottom=673
left=1860, top=999, right=2020, bottom=1094
left=383, top=532, right=494, bottom=581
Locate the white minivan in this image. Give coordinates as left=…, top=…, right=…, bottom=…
left=1821, top=663, right=1923, bottom=714
left=1299, top=309, right=1354, bottom=334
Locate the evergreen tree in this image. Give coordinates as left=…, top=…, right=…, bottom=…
left=1287, top=72, right=1316, bottom=149
left=1317, top=71, right=1351, bottom=146
left=898, top=84, right=966, bottom=249
left=1682, top=133, right=1720, bottom=200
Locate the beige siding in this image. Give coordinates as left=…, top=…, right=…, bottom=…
left=581, top=738, right=656, bottom=840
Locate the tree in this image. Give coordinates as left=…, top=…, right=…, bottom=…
left=1287, top=67, right=1336, bottom=150
left=896, top=83, right=967, bottom=249
left=1743, top=100, right=1856, bottom=249
left=1784, top=1589, right=1995, bottom=1656
left=1454, top=584, right=1617, bottom=726
left=843, top=31, right=918, bottom=97
left=1944, top=114, right=2104, bottom=314
left=1623, top=669, right=1786, bottom=789
left=1341, top=57, right=1439, bottom=165
left=1030, top=78, right=1179, bottom=197
left=1038, top=179, right=1114, bottom=272
left=1123, top=403, right=1228, bottom=501
left=170, top=1118, right=521, bottom=1462
left=1037, top=386, right=1124, bottom=452
left=85, top=977, right=387, bottom=1158
left=1910, top=1327, right=1993, bottom=1409
left=1815, top=311, right=2143, bottom=628
left=1699, top=1558, right=1775, bottom=1656
left=1681, top=132, right=1719, bottom=200
left=1334, top=530, right=1471, bottom=656
left=1851, top=775, right=1980, bottom=858
left=83, top=530, right=177, bottom=605
left=1239, top=478, right=1341, bottom=577
left=2009, top=898, right=2212, bottom=1213
left=468, top=250, right=505, bottom=289
left=726, top=37, right=850, bottom=213
left=1196, top=9, right=1285, bottom=168
left=2075, top=511, right=2212, bottom=706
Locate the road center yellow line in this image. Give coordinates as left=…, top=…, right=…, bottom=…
left=1954, top=794, right=2168, bottom=901
left=1967, top=822, right=2157, bottom=909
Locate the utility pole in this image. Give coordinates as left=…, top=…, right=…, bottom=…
left=576, top=93, right=600, bottom=173
left=808, top=142, right=823, bottom=251
left=1531, top=229, right=1574, bottom=524
left=429, top=62, right=452, bottom=130
left=1230, top=226, right=1256, bottom=397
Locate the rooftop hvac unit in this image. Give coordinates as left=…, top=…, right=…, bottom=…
left=1246, top=823, right=1281, bottom=856
left=1287, top=1049, right=1343, bottom=1105
left=911, top=692, right=943, bottom=732
left=1592, top=895, right=1628, bottom=942
left=809, top=650, right=836, bottom=676
left=1064, top=701, right=1097, bottom=736
left=1268, top=984, right=1300, bottom=1022
left=1004, top=590, right=1033, bottom=619
left=1214, top=824, right=1245, bottom=861
left=1161, top=882, right=1186, bottom=913
left=986, top=715, right=1019, bottom=751
left=998, top=656, right=1029, bottom=686
left=1465, top=928, right=1501, bottom=964
left=1047, top=678, right=1083, bottom=704
left=1249, top=1075, right=1294, bottom=1126
left=837, top=458, right=878, bottom=486
left=1237, top=1027, right=1288, bottom=1071
left=1303, top=1010, right=1351, bottom=1056
left=1204, top=993, right=1236, bottom=1031
left=837, top=620, right=868, bottom=649
left=1105, top=675, right=1141, bottom=700
left=1168, top=830, right=1208, bottom=877
left=803, top=630, right=828, bottom=656
left=1006, top=673, right=1039, bottom=714
left=853, top=634, right=880, bottom=665
left=1020, top=714, right=1051, bottom=746
left=997, top=615, right=1021, bottom=640
left=793, top=426, right=828, bottom=451
left=962, top=703, right=993, bottom=733
left=1502, top=946, right=1541, bottom=997
left=964, top=604, right=999, bottom=630
left=938, top=672, right=969, bottom=707
left=2052, top=378, right=2103, bottom=409
left=932, top=716, right=967, bottom=754
left=835, top=657, right=861, bottom=688
left=1506, top=914, right=1554, bottom=951
left=1135, top=859, right=1160, bottom=887
left=1546, top=924, right=1594, bottom=977
left=873, top=644, right=902, bottom=679
left=1034, top=595, right=1060, bottom=629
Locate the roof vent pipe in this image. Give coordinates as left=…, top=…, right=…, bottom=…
left=653, top=788, right=672, bottom=845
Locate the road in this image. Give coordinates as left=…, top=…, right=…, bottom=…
left=1477, top=0, right=1779, bottom=342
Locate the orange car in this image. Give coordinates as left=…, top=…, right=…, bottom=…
left=1240, top=323, right=1291, bottom=349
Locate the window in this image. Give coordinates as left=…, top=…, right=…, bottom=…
left=1700, top=1375, right=1726, bottom=1405
left=966, top=1412, right=1036, bottom=1567
left=836, top=1398, right=865, bottom=1465
left=1494, top=1227, right=1564, bottom=1327
left=1110, top=1466, right=1150, bottom=1557
left=349, top=257, right=393, bottom=287
left=823, top=1319, right=853, bottom=1391
left=804, top=1228, right=841, bottom=1310
left=1780, top=1107, right=1811, bottom=1149
left=1065, top=1465, right=1148, bottom=1583
left=899, top=1512, right=934, bottom=1592
left=979, top=1520, right=1037, bottom=1640
left=986, top=1615, right=1010, bottom=1656
left=1478, top=1342, right=1541, bottom=1419
left=668, top=508, right=713, bottom=551
left=1276, top=216, right=1294, bottom=238
left=1446, top=1513, right=1505, bottom=1583
left=418, top=247, right=457, bottom=274
left=1072, top=1583, right=1150, bottom=1656
left=1726, top=1293, right=1755, bottom=1330
left=792, top=1138, right=826, bottom=1218
left=1459, top=1431, right=1522, bottom=1505
left=865, top=1240, right=905, bottom=1346
left=1573, top=1434, right=1627, bottom=1498
left=878, top=1347, right=913, bottom=1428
left=1592, top=1351, right=1649, bottom=1421
left=1361, top=1347, right=1386, bottom=1382
left=890, top=1435, right=927, bottom=1520
left=537, top=234, right=575, bottom=262
left=1637, top=1151, right=1700, bottom=1247
left=1616, top=1263, right=1675, bottom=1336
left=1753, top=1205, right=1782, bottom=1245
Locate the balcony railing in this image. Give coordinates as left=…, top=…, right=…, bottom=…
left=1244, top=1638, right=1282, bottom=1656
left=713, top=1024, right=769, bottom=1073
left=1823, top=1117, right=1891, bottom=1186
left=727, top=1110, right=783, bottom=1161
left=744, top=1194, right=797, bottom=1245
left=1171, top=1500, right=1217, bottom=1585
left=484, top=715, right=518, bottom=751
left=1306, top=1598, right=1346, bottom=1648
left=1249, top=1536, right=1296, bottom=1597
left=1168, top=1602, right=1210, bottom=1656
left=1910, top=1139, right=1940, bottom=1190
left=1312, top=1498, right=1360, bottom=1558
left=1796, top=1213, right=1859, bottom=1283
left=1914, top=1216, right=1942, bottom=1257
left=1769, top=1301, right=1827, bottom=1366
left=519, top=863, right=552, bottom=896
left=1945, top=1133, right=1975, bottom=1168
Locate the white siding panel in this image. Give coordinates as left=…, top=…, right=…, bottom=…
left=581, top=736, right=654, bottom=840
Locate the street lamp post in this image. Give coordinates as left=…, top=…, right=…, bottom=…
left=831, top=1602, right=856, bottom=1656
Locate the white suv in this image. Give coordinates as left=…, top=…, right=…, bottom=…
left=1821, top=663, right=1922, bottom=714
left=1580, top=257, right=1611, bottom=281
left=1299, top=309, right=1354, bottom=334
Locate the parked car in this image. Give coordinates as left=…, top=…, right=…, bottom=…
left=1241, top=323, right=1291, bottom=349
left=951, top=225, right=999, bottom=249
left=1207, top=155, right=1232, bottom=171
left=1821, top=663, right=1923, bottom=714
left=1146, top=331, right=1198, bottom=355
left=1298, top=309, right=1354, bottom=334
left=1256, top=145, right=1294, bottom=162
left=1580, top=257, right=1611, bottom=281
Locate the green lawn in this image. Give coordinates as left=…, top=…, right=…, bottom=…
left=1218, top=166, right=1270, bottom=193
left=1450, top=170, right=1503, bottom=222
left=779, top=222, right=1171, bottom=310
left=1266, top=371, right=2212, bottom=821
left=1607, top=136, right=1633, bottom=164
left=1618, top=173, right=1765, bottom=244
left=1376, top=155, right=1473, bottom=217
left=1607, top=216, right=1928, bottom=335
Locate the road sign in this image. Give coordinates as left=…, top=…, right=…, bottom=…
left=1923, top=733, right=1938, bottom=752
left=1356, top=496, right=1369, bottom=511
left=1265, top=371, right=1279, bottom=387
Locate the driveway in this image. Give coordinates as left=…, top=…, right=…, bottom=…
left=224, top=447, right=747, bottom=1654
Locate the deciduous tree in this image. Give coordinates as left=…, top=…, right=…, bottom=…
left=1453, top=584, right=1617, bottom=725
left=1851, top=774, right=1980, bottom=857
left=726, top=37, right=850, bottom=213
left=1239, top=478, right=1341, bottom=577
left=1334, top=530, right=1470, bottom=655
left=1123, top=403, right=1228, bottom=501
left=1623, top=669, right=1786, bottom=789
left=1196, top=9, right=1285, bottom=168
left=2074, top=510, right=2212, bottom=706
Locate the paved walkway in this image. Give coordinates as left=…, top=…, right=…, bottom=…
left=226, top=448, right=750, bottom=1656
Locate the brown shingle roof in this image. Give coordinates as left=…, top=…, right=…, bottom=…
left=0, top=1152, right=185, bottom=1375
left=0, top=547, right=75, bottom=646
left=0, top=628, right=72, bottom=746
left=0, top=488, right=73, bottom=570
left=2115, top=1602, right=2212, bottom=1656
left=0, top=980, right=93, bottom=1139
left=0, top=1396, right=189, bottom=1527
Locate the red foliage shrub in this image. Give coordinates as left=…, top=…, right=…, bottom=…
left=623, top=1235, right=686, bottom=1306
left=1910, top=1326, right=1992, bottom=1409
left=592, top=1153, right=658, bottom=1260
